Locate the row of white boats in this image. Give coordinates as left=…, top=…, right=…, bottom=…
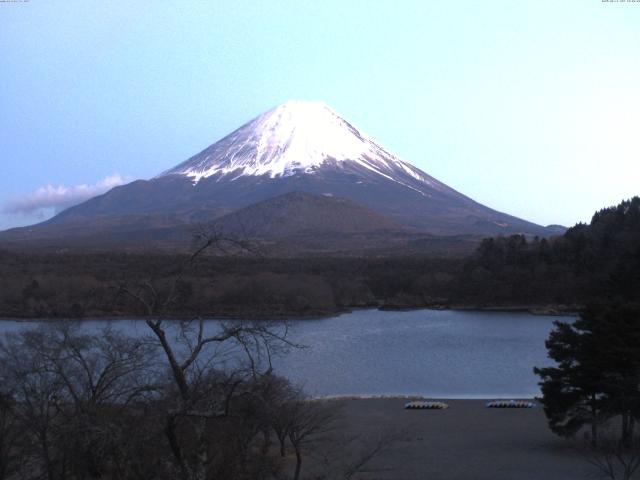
left=404, top=400, right=537, bottom=410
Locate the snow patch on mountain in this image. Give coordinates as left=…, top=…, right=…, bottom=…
left=160, top=101, right=444, bottom=196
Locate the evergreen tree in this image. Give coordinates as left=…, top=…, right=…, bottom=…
left=587, top=304, right=640, bottom=447
left=534, top=317, right=606, bottom=445
left=535, top=303, right=640, bottom=446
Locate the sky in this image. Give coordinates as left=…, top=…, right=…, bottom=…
left=1, top=0, right=639, bottom=230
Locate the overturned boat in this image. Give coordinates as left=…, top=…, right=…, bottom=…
left=486, top=400, right=536, bottom=409
left=404, top=401, right=449, bottom=410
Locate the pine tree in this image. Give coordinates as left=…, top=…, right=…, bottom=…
left=534, top=317, right=605, bottom=445
left=535, top=303, right=640, bottom=446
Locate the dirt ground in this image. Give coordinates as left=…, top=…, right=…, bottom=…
left=324, top=398, right=597, bottom=480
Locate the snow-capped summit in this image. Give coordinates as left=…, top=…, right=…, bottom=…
left=160, top=100, right=439, bottom=194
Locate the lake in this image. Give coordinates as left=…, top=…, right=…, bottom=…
left=0, top=309, right=573, bottom=399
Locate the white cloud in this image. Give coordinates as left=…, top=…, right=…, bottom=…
left=3, top=174, right=126, bottom=216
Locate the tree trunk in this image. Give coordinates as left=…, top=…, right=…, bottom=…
left=622, top=412, right=631, bottom=448
left=40, top=430, right=56, bottom=480
left=146, top=320, right=190, bottom=400
left=193, top=419, right=208, bottom=480
left=293, top=446, right=302, bottom=480
left=590, top=395, right=598, bottom=447
left=277, top=434, right=286, bottom=457
left=164, top=415, right=190, bottom=480
left=261, top=429, right=271, bottom=455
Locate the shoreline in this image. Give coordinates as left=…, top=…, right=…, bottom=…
left=311, top=394, right=540, bottom=401
left=0, top=304, right=581, bottom=322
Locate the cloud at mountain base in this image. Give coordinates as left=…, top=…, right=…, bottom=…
left=2, top=174, right=126, bottom=216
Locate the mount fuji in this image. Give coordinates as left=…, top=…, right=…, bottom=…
left=0, top=101, right=561, bottom=251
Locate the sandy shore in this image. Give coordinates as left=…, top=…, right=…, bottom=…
left=328, top=398, right=594, bottom=480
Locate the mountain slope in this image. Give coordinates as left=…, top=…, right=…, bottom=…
left=1, top=192, right=458, bottom=256
left=1, top=101, right=561, bottom=248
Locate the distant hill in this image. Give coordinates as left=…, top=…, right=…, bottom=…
left=212, top=191, right=402, bottom=237
left=208, top=191, right=446, bottom=256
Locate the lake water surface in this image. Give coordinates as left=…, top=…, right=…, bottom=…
left=0, top=309, right=574, bottom=398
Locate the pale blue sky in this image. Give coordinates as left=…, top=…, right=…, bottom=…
left=1, top=0, right=639, bottom=230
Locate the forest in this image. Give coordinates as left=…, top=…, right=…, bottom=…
left=0, top=197, right=638, bottom=319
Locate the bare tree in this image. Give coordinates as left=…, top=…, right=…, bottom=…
left=312, top=430, right=400, bottom=480
left=586, top=425, right=640, bottom=480
left=286, top=399, right=340, bottom=480
left=0, top=327, right=69, bottom=480
left=0, top=392, right=19, bottom=480
left=264, top=374, right=300, bottom=458
left=0, top=323, right=159, bottom=480
left=117, top=229, right=297, bottom=480
left=268, top=393, right=398, bottom=480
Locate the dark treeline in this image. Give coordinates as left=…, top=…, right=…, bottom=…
left=1, top=197, right=638, bottom=319
left=0, top=252, right=461, bottom=319
left=465, top=196, right=640, bottom=306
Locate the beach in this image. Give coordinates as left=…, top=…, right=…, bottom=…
left=325, top=398, right=595, bottom=480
